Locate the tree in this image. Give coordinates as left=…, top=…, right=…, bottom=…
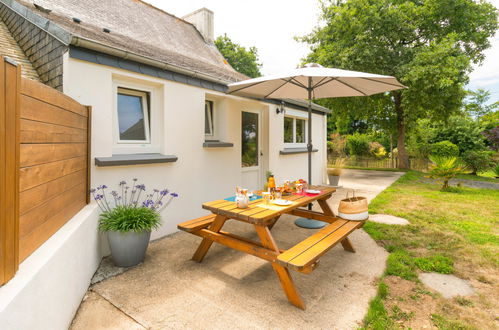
left=464, top=89, right=499, bottom=120
left=301, top=0, right=498, bottom=168
left=430, top=115, right=487, bottom=153
left=215, top=34, right=262, bottom=78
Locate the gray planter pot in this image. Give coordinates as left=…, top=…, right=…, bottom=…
left=107, top=230, right=151, bottom=267
left=328, top=174, right=340, bottom=186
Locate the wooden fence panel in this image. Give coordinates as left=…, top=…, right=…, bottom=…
left=17, top=79, right=91, bottom=262
left=328, top=155, right=430, bottom=172
left=0, top=57, right=20, bottom=285
left=1, top=57, right=91, bottom=283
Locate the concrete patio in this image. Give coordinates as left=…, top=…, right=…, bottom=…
left=71, top=170, right=404, bottom=329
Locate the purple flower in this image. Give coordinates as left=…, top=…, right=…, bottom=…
left=171, top=192, right=178, bottom=197
left=136, top=184, right=146, bottom=191
left=110, top=191, right=118, bottom=197
left=160, top=189, right=169, bottom=196
left=142, top=199, right=155, bottom=208
left=153, top=189, right=159, bottom=193
left=119, top=180, right=126, bottom=186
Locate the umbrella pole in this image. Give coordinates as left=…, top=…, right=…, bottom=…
left=295, top=78, right=327, bottom=229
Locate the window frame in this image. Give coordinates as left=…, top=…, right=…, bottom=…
left=283, top=115, right=308, bottom=148
left=204, top=100, right=215, bottom=138
left=116, top=87, right=151, bottom=144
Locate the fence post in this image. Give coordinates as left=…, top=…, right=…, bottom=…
left=86, top=106, right=92, bottom=204
left=0, top=57, right=20, bottom=285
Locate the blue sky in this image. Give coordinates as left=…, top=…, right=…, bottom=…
left=147, top=0, right=499, bottom=104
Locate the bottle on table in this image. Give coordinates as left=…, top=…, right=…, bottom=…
left=268, top=175, right=276, bottom=196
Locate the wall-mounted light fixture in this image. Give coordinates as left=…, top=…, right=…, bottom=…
left=276, top=101, right=286, bottom=115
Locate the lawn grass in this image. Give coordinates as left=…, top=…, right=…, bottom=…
left=361, top=171, right=498, bottom=329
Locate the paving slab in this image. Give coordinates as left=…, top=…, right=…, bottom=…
left=369, top=214, right=410, bottom=225
left=71, top=292, right=145, bottom=330
left=419, top=273, right=475, bottom=299
left=72, top=169, right=404, bottom=329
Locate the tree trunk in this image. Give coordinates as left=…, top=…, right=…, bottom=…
left=394, top=92, right=409, bottom=169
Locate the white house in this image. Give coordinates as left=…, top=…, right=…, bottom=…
left=0, top=0, right=330, bottom=328
left=3, top=0, right=330, bottom=238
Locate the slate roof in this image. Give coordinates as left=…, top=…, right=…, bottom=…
left=16, top=0, right=247, bottom=83
left=0, top=18, right=40, bottom=80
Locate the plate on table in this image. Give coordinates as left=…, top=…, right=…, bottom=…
left=305, top=189, right=321, bottom=194
left=273, top=199, right=293, bottom=206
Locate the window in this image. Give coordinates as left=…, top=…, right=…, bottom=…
left=205, top=100, right=214, bottom=136
left=117, top=88, right=150, bottom=143
left=284, top=117, right=293, bottom=143
left=283, top=116, right=307, bottom=145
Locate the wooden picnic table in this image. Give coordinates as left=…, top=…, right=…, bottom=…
left=178, top=186, right=363, bottom=310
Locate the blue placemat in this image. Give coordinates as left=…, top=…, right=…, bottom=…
left=224, top=195, right=262, bottom=202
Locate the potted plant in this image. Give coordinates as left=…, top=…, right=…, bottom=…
left=327, top=158, right=345, bottom=186
left=91, top=179, right=178, bottom=267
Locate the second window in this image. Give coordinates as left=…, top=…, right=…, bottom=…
left=284, top=116, right=307, bottom=145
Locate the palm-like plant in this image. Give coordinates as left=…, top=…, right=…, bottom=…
left=427, top=156, right=467, bottom=190
left=493, top=163, right=499, bottom=179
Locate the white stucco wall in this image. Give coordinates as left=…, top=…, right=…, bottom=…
left=0, top=204, right=101, bottom=330
left=63, top=56, right=328, bottom=239
left=0, top=56, right=329, bottom=330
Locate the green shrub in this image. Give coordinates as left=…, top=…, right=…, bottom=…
left=429, top=141, right=459, bottom=157
left=99, top=206, right=161, bottom=232
left=461, top=150, right=494, bottom=174
left=328, top=133, right=346, bottom=157
left=493, top=163, right=499, bottom=178
left=369, top=141, right=387, bottom=158
left=430, top=115, right=487, bottom=153
left=428, top=156, right=467, bottom=190
left=346, top=133, right=370, bottom=156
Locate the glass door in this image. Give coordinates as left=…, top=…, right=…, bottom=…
left=241, top=111, right=261, bottom=190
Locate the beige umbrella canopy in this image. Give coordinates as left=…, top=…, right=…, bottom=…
left=228, top=64, right=405, bottom=99
left=228, top=63, right=405, bottom=228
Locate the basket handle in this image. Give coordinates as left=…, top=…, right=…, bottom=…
left=345, top=189, right=356, bottom=199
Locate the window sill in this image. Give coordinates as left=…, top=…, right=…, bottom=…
left=95, top=153, right=178, bottom=167
left=279, top=148, right=318, bottom=155
left=203, top=140, right=234, bottom=148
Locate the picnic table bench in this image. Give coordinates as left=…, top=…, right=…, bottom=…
left=178, top=186, right=363, bottom=309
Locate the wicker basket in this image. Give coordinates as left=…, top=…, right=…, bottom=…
left=338, top=190, right=368, bottom=221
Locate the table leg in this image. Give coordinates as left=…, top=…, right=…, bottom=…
left=254, top=225, right=305, bottom=310
left=267, top=215, right=281, bottom=231
left=318, top=197, right=356, bottom=253
left=317, top=198, right=335, bottom=216
left=192, top=215, right=227, bottom=262
left=341, top=237, right=356, bottom=253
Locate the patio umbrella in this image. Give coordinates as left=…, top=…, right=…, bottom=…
left=228, top=63, right=405, bottom=228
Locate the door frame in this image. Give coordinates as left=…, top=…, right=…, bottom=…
left=241, top=108, right=263, bottom=189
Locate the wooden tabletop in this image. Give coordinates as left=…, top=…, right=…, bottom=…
left=202, top=186, right=336, bottom=226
